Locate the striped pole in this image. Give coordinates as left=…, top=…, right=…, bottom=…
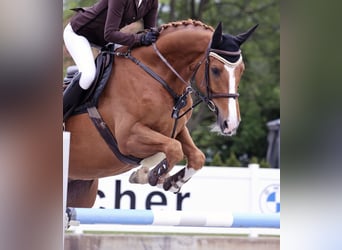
left=70, top=208, right=280, bottom=228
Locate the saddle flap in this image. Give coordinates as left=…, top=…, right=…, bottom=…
left=69, top=44, right=115, bottom=115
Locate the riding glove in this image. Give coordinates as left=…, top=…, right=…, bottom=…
left=140, top=30, right=159, bottom=46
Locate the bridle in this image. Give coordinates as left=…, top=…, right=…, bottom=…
left=205, top=49, right=241, bottom=100
left=114, top=39, right=242, bottom=137
left=153, top=40, right=241, bottom=105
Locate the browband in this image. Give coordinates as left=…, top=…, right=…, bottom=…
left=209, top=52, right=243, bottom=67
left=210, top=48, right=241, bottom=56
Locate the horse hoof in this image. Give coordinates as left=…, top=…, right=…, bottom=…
left=163, top=178, right=181, bottom=193
left=163, top=178, right=172, bottom=190
left=148, top=159, right=168, bottom=186
left=128, top=171, right=138, bottom=183
left=148, top=171, right=158, bottom=186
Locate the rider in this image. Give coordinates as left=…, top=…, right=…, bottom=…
left=63, top=0, right=160, bottom=121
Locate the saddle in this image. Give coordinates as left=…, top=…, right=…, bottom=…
left=63, top=43, right=115, bottom=116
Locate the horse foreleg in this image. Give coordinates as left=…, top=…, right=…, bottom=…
left=163, top=127, right=205, bottom=192
left=129, top=153, right=171, bottom=187
left=118, top=124, right=184, bottom=187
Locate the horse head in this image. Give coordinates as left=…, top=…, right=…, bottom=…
left=204, top=22, right=258, bottom=136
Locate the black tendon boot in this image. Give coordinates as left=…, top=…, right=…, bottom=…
left=63, top=72, right=85, bottom=121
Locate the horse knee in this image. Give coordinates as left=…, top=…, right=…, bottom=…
left=166, top=140, right=184, bottom=164
left=189, top=150, right=206, bottom=170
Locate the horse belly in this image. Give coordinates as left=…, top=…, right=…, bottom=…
left=68, top=150, right=133, bottom=180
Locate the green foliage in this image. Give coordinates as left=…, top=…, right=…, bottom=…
left=211, top=152, right=224, bottom=166
left=225, top=152, right=241, bottom=167
left=63, top=0, right=97, bottom=19
left=249, top=156, right=259, bottom=164
left=259, top=158, right=271, bottom=168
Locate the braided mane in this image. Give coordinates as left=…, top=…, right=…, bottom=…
left=159, top=19, right=214, bottom=33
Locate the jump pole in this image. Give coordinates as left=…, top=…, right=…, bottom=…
left=69, top=208, right=280, bottom=228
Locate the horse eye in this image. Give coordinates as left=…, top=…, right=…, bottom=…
left=211, top=67, right=220, bottom=76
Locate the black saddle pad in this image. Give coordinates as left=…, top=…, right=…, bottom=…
left=70, top=44, right=115, bottom=116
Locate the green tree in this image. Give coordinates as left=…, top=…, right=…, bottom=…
left=225, top=152, right=241, bottom=167
left=211, top=152, right=224, bottom=166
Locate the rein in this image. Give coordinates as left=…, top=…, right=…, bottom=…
left=114, top=50, right=179, bottom=100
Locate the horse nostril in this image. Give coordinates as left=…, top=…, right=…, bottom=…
left=223, top=120, right=229, bottom=129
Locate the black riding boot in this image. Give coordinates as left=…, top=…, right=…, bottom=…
left=63, top=72, right=85, bottom=121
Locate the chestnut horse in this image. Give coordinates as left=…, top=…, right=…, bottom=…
left=65, top=20, right=257, bottom=207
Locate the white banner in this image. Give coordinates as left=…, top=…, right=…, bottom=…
left=93, top=164, right=280, bottom=214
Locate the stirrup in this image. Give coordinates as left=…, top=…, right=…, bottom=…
left=63, top=65, right=79, bottom=87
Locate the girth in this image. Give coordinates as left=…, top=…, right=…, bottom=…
left=87, top=106, right=143, bottom=166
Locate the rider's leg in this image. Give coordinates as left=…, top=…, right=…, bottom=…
left=63, top=72, right=82, bottom=121
left=63, top=23, right=96, bottom=120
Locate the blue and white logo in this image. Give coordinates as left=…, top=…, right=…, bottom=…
left=259, top=184, right=280, bottom=213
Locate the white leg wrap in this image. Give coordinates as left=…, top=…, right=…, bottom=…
left=183, top=167, right=197, bottom=181
left=168, top=167, right=198, bottom=192
left=140, top=152, right=166, bottom=168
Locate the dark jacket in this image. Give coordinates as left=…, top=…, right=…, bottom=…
left=70, top=0, right=158, bottom=47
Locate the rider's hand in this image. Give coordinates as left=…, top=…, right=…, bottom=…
left=140, top=30, right=159, bottom=46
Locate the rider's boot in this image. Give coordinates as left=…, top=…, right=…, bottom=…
left=63, top=72, right=85, bottom=121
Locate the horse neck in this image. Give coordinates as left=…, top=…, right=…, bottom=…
left=155, top=29, right=212, bottom=94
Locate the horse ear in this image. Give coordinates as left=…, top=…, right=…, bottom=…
left=234, top=24, right=259, bottom=46
left=212, top=22, right=223, bottom=47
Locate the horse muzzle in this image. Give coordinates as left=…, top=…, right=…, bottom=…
left=220, top=119, right=240, bottom=136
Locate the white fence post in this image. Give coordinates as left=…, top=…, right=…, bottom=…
left=63, top=132, right=71, bottom=248
left=248, top=163, right=260, bottom=237
left=249, top=163, right=260, bottom=213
